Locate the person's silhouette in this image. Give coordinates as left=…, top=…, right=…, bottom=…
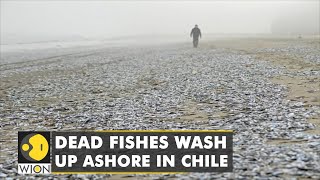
left=190, top=25, right=202, bottom=48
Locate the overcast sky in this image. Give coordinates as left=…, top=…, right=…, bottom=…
left=1, top=0, right=319, bottom=42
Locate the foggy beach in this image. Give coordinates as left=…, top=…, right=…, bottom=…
left=1, top=0, right=319, bottom=179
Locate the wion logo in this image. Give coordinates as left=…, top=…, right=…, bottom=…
left=18, top=132, right=51, bottom=174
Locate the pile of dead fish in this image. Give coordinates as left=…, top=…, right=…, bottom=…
left=0, top=43, right=319, bottom=179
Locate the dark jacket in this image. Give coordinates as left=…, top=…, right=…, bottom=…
left=190, top=27, right=202, bottom=39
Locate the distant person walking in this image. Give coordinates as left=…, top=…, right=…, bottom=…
left=190, top=25, right=202, bottom=48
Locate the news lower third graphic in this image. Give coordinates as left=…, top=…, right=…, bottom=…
left=18, top=130, right=233, bottom=174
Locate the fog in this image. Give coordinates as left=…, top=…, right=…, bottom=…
left=1, top=0, right=319, bottom=44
